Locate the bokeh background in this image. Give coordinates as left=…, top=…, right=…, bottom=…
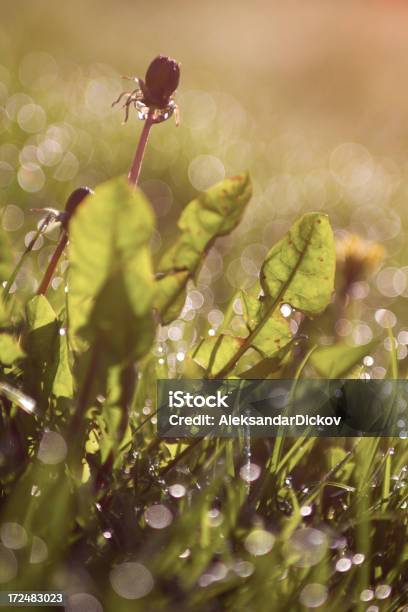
left=2, top=0, right=408, bottom=376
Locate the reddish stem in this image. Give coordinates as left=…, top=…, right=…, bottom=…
left=128, top=111, right=155, bottom=186
left=36, top=231, right=68, bottom=296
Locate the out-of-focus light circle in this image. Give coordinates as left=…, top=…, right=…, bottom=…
left=330, top=143, right=374, bottom=189
left=141, top=179, right=173, bottom=217
left=299, top=583, right=328, bottom=608
left=54, top=152, right=79, bottom=181
left=398, top=330, right=408, bottom=344
left=37, top=431, right=67, bottom=465
left=360, top=589, right=374, bottom=602
left=188, top=290, right=204, bottom=310
left=280, top=303, right=293, bottom=318
left=0, top=523, right=27, bottom=550
left=29, top=536, right=48, bottom=563
left=207, top=508, right=223, bottom=527
left=352, top=553, right=365, bottom=565
left=188, top=155, right=225, bottom=191
left=85, top=78, right=118, bottom=118
left=144, top=504, right=173, bottom=529
left=66, top=593, right=103, bottom=612
left=110, top=562, right=153, bottom=600
left=351, top=323, right=373, bottom=346
left=5, top=93, right=33, bottom=120
left=0, top=545, right=17, bottom=583
left=37, top=139, right=63, bottom=166
left=0, top=108, right=10, bottom=134
left=2, top=204, right=24, bottom=231
left=24, top=231, right=43, bottom=251
left=168, top=322, right=184, bottom=342
left=265, top=175, right=303, bottom=214
left=335, top=557, right=352, bottom=572
left=375, top=308, right=396, bottom=328
left=225, top=139, right=252, bottom=174
left=179, top=90, right=217, bottom=130
left=375, top=584, right=391, bottom=600
left=18, top=163, right=45, bottom=192
left=351, top=206, right=400, bottom=242
left=17, top=104, right=46, bottom=133
left=376, top=267, right=406, bottom=298
left=0, top=162, right=13, bottom=188
left=226, top=259, right=254, bottom=290
left=288, top=528, right=328, bottom=568
left=208, top=309, right=224, bottom=327
left=19, top=145, right=39, bottom=166
left=244, top=529, right=275, bottom=556
left=169, top=484, right=186, bottom=498
left=239, top=463, right=261, bottom=482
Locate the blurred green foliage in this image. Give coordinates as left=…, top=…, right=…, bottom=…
left=0, top=1, right=408, bottom=609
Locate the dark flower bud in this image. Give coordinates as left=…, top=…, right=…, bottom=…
left=144, top=55, right=180, bottom=108
left=63, top=186, right=93, bottom=229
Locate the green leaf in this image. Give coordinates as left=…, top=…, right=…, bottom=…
left=192, top=335, right=245, bottom=377
left=310, top=341, right=378, bottom=378
left=241, top=292, right=292, bottom=357
left=192, top=213, right=335, bottom=378
left=260, top=212, right=335, bottom=316
left=156, top=173, right=252, bottom=324
left=25, top=295, right=73, bottom=399
left=68, top=176, right=155, bottom=361
left=154, top=270, right=189, bottom=324
left=0, top=333, right=24, bottom=366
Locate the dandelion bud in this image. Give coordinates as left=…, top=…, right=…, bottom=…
left=336, top=233, right=385, bottom=290
left=63, top=187, right=93, bottom=229
left=144, top=55, right=180, bottom=108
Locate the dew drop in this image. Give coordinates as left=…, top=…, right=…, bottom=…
left=110, top=562, right=153, bottom=599
left=169, top=484, right=186, bottom=499
left=0, top=523, right=27, bottom=550
left=144, top=504, right=173, bottom=529
left=239, top=463, right=261, bottom=483
left=360, top=589, right=374, bottom=602
left=352, top=553, right=365, bottom=565
left=244, top=529, right=275, bottom=556
left=289, top=528, right=328, bottom=568
left=37, top=431, right=67, bottom=465
left=299, top=583, right=328, bottom=608
left=280, top=303, right=293, bottom=318
left=375, top=584, right=391, bottom=600
left=335, top=557, right=352, bottom=572
left=179, top=548, right=190, bottom=559
left=29, top=536, right=48, bottom=563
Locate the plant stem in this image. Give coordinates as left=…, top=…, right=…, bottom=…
left=3, top=214, right=54, bottom=301
left=128, top=111, right=155, bottom=186
left=36, top=231, right=68, bottom=296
